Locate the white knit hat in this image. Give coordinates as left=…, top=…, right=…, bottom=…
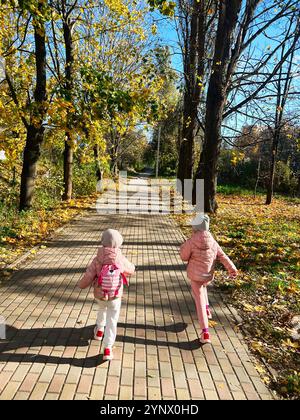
left=190, top=213, right=210, bottom=231
left=101, top=229, right=123, bottom=248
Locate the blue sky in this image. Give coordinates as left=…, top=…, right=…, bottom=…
left=153, top=7, right=300, bottom=136
left=154, top=14, right=183, bottom=75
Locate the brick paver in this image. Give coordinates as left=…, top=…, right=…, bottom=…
left=0, top=177, right=273, bottom=400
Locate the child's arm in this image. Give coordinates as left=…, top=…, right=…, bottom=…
left=216, top=244, right=238, bottom=277
left=180, top=239, right=192, bottom=262
left=78, top=248, right=103, bottom=289
left=78, top=258, right=97, bottom=289
left=121, top=254, right=135, bottom=276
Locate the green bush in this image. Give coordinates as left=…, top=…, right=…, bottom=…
left=218, top=150, right=258, bottom=189
left=274, top=161, right=298, bottom=195
left=218, top=150, right=299, bottom=196
left=34, top=168, right=64, bottom=209
left=73, top=163, right=98, bottom=197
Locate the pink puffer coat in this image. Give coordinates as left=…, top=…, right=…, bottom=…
left=78, top=247, right=135, bottom=299
left=180, top=231, right=237, bottom=283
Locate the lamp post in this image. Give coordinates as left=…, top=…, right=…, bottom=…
left=155, top=125, right=162, bottom=178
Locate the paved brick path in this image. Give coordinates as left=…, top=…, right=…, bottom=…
left=0, top=177, right=273, bottom=400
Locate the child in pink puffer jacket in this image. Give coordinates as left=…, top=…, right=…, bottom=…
left=78, top=229, right=135, bottom=361
left=180, top=214, right=237, bottom=344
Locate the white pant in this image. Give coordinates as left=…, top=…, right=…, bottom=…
left=96, top=298, right=121, bottom=348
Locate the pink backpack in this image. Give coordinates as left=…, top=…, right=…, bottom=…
left=97, top=264, right=128, bottom=301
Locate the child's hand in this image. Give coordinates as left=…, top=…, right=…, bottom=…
left=229, top=270, right=238, bottom=279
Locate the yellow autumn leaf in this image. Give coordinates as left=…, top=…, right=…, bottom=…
left=242, top=303, right=255, bottom=312
left=254, top=306, right=266, bottom=313
left=282, top=339, right=300, bottom=349
left=255, top=364, right=267, bottom=375
left=251, top=342, right=268, bottom=357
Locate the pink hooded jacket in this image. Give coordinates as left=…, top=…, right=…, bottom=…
left=180, top=231, right=237, bottom=283
left=78, top=247, right=135, bottom=300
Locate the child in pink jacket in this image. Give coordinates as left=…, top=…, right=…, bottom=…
left=180, top=214, right=237, bottom=344
left=78, top=229, right=135, bottom=361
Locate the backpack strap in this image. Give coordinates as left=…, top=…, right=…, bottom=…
left=98, top=265, right=110, bottom=286
left=115, top=249, right=128, bottom=286
left=121, top=273, right=128, bottom=286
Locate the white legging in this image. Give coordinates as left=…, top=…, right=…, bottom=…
left=96, top=298, right=121, bottom=348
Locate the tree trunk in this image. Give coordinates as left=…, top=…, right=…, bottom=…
left=254, top=156, right=261, bottom=197
left=178, top=95, right=197, bottom=183
left=19, top=7, right=47, bottom=211
left=266, top=29, right=296, bottom=204
left=12, top=166, right=16, bottom=186
left=177, top=0, right=205, bottom=187
left=266, top=127, right=281, bottom=205
left=194, top=90, right=224, bottom=212
left=20, top=126, right=45, bottom=210
left=93, top=144, right=103, bottom=182
left=62, top=19, right=74, bottom=201
left=63, top=136, right=73, bottom=201
left=297, top=175, right=300, bottom=197
left=110, top=142, right=118, bottom=176
left=176, top=106, right=182, bottom=154
left=193, top=0, right=242, bottom=213
left=111, top=159, right=118, bottom=176
left=109, top=130, right=120, bottom=177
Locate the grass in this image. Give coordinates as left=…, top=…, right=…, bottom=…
left=0, top=194, right=99, bottom=271
left=217, top=183, right=300, bottom=204
left=217, top=184, right=264, bottom=196
left=0, top=159, right=101, bottom=270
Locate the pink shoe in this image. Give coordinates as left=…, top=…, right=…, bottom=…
left=94, top=327, right=104, bottom=341
left=200, top=332, right=211, bottom=344
left=103, top=347, right=113, bottom=361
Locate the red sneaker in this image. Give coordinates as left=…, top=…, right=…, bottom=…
left=200, top=332, right=211, bottom=344
left=103, top=347, right=113, bottom=361
left=94, top=327, right=104, bottom=341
